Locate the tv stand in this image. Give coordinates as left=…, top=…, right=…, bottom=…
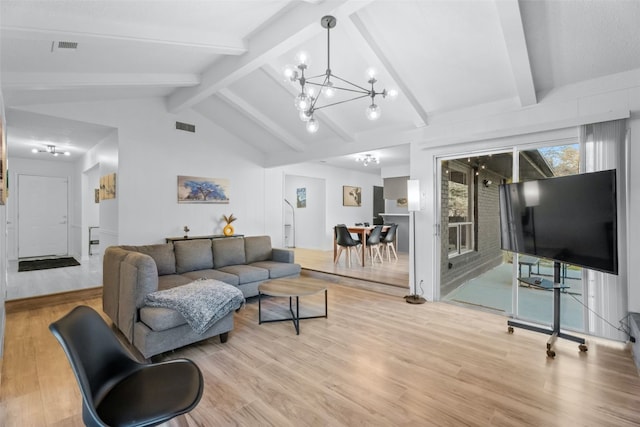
left=507, top=261, right=588, bottom=357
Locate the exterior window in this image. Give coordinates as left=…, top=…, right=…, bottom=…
left=448, top=164, right=474, bottom=257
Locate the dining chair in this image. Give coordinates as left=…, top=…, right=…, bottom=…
left=365, top=225, right=384, bottom=264
left=334, top=225, right=362, bottom=267
left=381, top=223, right=398, bottom=261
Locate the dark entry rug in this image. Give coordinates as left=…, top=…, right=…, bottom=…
left=18, top=257, right=81, bottom=272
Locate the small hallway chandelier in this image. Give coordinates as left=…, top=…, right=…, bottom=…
left=284, top=15, right=397, bottom=133
left=355, top=153, right=379, bottom=166
left=32, top=145, right=70, bottom=157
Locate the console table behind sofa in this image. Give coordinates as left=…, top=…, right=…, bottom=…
left=165, top=234, right=244, bottom=243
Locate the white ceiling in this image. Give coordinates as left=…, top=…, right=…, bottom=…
left=1, top=0, right=639, bottom=171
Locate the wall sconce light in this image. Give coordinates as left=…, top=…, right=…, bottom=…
left=483, top=179, right=492, bottom=188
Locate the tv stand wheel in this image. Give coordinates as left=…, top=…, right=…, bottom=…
left=508, top=326, right=514, bottom=334
left=579, top=344, right=588, bottom=352
left=546, top=349, right=556, bottom=358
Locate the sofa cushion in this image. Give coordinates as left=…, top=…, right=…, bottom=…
left=121, top=243, right=176, bottom=276
left=218, top=265, right=268, bottom=284
left=182, top=269, right=240, bottom=286
left=158, top=274, right=194, bottom=290
left=244, top=236, right=272, bottom=263
left=139, top=306, right=187, bottom=332
left=250, top=261, right=301, bottom=279
left=174, top=239, right=214, bottom=274
left=213, top=238, right=246, bottom=268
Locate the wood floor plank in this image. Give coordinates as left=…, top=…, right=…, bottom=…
left=2, top=273, right=640, bottom=426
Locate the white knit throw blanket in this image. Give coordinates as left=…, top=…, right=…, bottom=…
left=144, top=279, right=245, bottom=334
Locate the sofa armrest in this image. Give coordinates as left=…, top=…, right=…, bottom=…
left=118, top=251, right=159, bottom=341
left=103, top=246, right=131, bottom=325
left=272, top=248, right=294, bottom=263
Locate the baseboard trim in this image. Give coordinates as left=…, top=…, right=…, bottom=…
left=5, top=287, right=102, bottom=314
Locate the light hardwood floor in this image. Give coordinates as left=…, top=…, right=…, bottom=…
left=2, top=271, right=640, bottom=426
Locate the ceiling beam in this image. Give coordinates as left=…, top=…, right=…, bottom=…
left=260, top=65, right=355, bottom=143
left=2, top=72, right=199, bottom=89
left=2, top=26, right=246, bottom=54
left=216, top=88, right=306, bottom=152
left=494, top=0, right=537, bottom=106
left=348, top=13, right=429, bottom=127
left=166, top=0, right=373, bottom=113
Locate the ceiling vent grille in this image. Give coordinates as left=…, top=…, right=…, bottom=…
left=51, top=41, right=79, bottom=52
left=176, top=121, right=196, bottom=133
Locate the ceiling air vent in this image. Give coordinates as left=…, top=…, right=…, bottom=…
left=176, top=121, right=196, bottom=133
left=51, top=41, right=79, bottom=52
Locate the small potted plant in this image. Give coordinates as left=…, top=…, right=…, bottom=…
left=222, top=213, right=237, bottom=236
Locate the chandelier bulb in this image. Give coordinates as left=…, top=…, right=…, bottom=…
left=306, top=117, right=319, bottom=133
left=283, top=64, right=298, bottom=83
left=296, top=51, right=309, bottom=66
left=366, top=103, right=381, bottom=121
left=323, top=81, right=335, bottom=98
left=386, top=88, right=399, bottom=100
left=366, top=67, right=377, bottom=80
left=294, top=93, right=311, bottom=112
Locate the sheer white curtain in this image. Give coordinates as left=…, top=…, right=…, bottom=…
left=581, top=119, right=629, bottom=340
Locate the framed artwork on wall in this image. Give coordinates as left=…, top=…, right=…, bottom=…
left=100, top=173, right=116, bottom=200
left=178, top=175, right=229, bottom=203
left=296, top=187, right=306, bottom=208
left=343, top=185, right=361, bottom=207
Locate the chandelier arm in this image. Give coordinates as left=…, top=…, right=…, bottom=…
left=312, top=93, right=371, bottom=112
left=305, top=81, right=369, bottom=95
left=305, top=72, right=329, bottom=80
left=330, top=74, right=372, bottom=93
left=308, top=74, right=331, bottom=112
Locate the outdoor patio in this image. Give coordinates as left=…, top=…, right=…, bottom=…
left=443, top=261, right=584, bottom=331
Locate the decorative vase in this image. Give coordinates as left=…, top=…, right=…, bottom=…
left=223, top=224, right=234, bottom=236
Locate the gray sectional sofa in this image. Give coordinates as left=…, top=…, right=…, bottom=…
left=102, top=235, right=301, bottom=358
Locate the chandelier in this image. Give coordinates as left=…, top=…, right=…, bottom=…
left=284, top=15, right=397, bottom=133
left=32, top=145, right=70, bottom=157
left=355, top=153, right=379, bottom=166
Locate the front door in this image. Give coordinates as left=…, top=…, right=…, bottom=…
left=18, top=174, right=69, bottom=258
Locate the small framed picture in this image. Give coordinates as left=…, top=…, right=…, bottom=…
left=343, top=185, right=361, bottom=207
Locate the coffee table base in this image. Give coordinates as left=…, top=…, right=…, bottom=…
left=258, top=291, right=327, bottom=335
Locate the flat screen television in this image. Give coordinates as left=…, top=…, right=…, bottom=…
left=499, top=169, right=618, bottom=275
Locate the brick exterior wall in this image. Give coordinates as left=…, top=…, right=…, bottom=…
left=440, top=160, right=504, bottom=297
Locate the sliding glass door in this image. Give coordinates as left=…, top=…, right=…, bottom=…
left=440, top=151, right=513, bottom=314
left=440, top=143, right=585, bottom=333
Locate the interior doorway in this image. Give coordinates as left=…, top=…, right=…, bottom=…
left=18, top=174, right=69, bottom=258
left=284, top=175, right=327, bottom=250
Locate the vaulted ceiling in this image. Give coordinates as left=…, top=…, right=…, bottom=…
left=1, top=0, right=639, bottom=172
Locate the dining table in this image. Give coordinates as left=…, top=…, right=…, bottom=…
left=333, top=225, right=390, bottom=267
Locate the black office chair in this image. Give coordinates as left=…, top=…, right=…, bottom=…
left=366, top=225, right=384, bottom=264
left=49, top=305, right=204, bottom=427
left=335, top=225, right=362, bottom=267
left=381, top=223, right=398, bottom=261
